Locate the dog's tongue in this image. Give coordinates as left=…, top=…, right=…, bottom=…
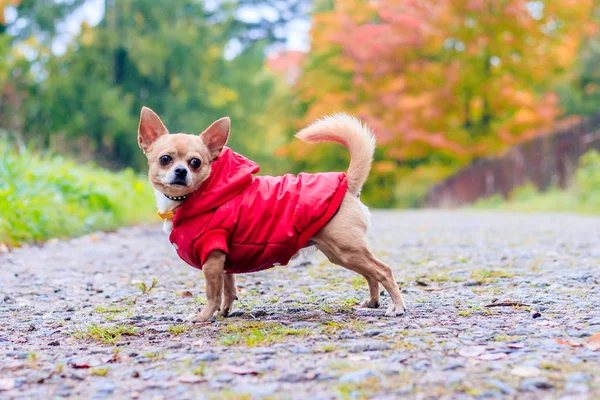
left=172, top=147, right=259, bottom=224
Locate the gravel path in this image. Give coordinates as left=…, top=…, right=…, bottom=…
left=1, top=211, right=599, bottom=399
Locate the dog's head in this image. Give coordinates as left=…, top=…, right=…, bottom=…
left=137, top=107, right=230, bottom=198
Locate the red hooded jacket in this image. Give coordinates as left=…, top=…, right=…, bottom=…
left=169, top=147, right=348, bottom=274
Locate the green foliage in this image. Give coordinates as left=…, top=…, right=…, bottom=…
left=558, top=36, right=600, bottom=117
left=573, top=149, right=600, bottom=211
left=10, top=0, right=297, bottom=174
left=473, top=150, right=600, bottom=213
left=0, top=140, right=155, bottom=245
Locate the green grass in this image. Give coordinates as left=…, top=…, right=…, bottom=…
left=73, top=323, right=138, bottom=344
left=169, top=324, right=190, bottom=335
left=472, top=150, right=600, bottom=214
left=0, top=140, right=155, bottom=246
left=220, top=321, right=311, bottom=347
left=96, top=306, right=128, bottom=314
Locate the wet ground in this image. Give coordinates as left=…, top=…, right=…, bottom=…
left=1, top=211, right=599, bottom=399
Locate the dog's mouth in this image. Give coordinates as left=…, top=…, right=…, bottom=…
left=169, top=178, right=189, bottom=187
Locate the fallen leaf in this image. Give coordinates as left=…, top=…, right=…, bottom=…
left=178, top=374, right=206, bottom=384
left=458, top=346, right=486, bottom=358
left=102, top=354, right=119, bottom=364
left=508, top=343, right=525, bottom=349
left=477, top=353, right=507, bottom=361
left=511, top=366, right=541, bottom=378
left=224, top=366, right=259, bottom=375
left=181, top=291, right=193, bottom=298
left=68, top=357, right=101, bottom=369
left=587, top=332, right=600, bottom=351
left=0, top=378, right=15, bottom=391
left=557, top=339, right=583, bottom=348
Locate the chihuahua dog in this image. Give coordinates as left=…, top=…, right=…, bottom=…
left=138, top=107, right=406, bottom=322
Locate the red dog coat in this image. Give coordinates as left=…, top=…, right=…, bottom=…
left=169, top=148, right=348, bottom=273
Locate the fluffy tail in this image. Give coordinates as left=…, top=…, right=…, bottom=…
left=295, top=113, right=375, bottom=195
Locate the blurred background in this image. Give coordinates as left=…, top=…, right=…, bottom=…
left=2, top=0, right=600, bottom=246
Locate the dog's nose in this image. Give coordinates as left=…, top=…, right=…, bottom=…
left=174, top=167, right=187, bottom=177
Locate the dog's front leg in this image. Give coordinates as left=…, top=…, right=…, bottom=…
left=186, top=251, right=225, bottom=322
left=220, top=273, right=237, bottom=317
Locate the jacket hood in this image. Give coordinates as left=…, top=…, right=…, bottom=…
left=172, top=147, right=259, bottom=224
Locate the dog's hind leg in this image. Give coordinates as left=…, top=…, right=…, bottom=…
left=312, top=194, right=406, bottom=316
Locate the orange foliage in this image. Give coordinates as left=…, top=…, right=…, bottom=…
left=296, top=0, right=596, bottom=163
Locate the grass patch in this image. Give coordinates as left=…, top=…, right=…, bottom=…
left=192, top=363, right=206, bottom=376
left=336, top=378, right=383, bottom=400
left=320, top=320, right=367, bottom=336
left=318, top=344, right=339, bottom=353
left=320, top=298, right=359, bottom=314
left=96, top=305, right=130, bottom=321
left=470, top=269, right=515, bottom=284
left=169, top=324, right=190, bottom=335
left=96, top=306, right=128, bottom=314
left=143, top=351, right=165, bottom=361
left=0, top=140, right=155, bottom=246
left=220, top=321, right=311, bottom=347
left=74, top=323, right=138, bottom=344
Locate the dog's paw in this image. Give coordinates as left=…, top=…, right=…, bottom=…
left=185, top=313, right=206, bottom=322
left=185, top=310, right=215, bottom=323
left=361, top=298, right=380, bottom=309
left=385, top=303, right=406, bottom=317
left=219, top=303, right=234, bottom=318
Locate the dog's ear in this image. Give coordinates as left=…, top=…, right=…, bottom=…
left=138, top=107, right=168, bottom=153
left=201, top=117, right=230, bottom=159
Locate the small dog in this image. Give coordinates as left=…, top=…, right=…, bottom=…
left=138, top=107, right=407, bottom=321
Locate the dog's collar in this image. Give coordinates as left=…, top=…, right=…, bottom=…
left=163, top=193, right=189, bottom=201
left=157, top=193, right=188, bottom=220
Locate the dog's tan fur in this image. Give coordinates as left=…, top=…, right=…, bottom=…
left=138, top=107, right=406, bottom=321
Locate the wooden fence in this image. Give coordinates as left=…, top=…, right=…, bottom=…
left=424, top=113, right=600, bottom=208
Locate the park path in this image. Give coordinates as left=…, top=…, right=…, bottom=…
left=1, top=211, right=599, bottom=399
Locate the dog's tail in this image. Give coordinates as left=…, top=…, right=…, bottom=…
left=295, top=113, right=375, bottom=195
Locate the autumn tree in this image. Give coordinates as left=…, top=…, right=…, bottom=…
left=292, top=0, right=596, bottom=206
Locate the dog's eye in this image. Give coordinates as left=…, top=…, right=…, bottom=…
left=189, top=158, right=201, bottom=169
left=159, top=155, right=172, bottom=166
